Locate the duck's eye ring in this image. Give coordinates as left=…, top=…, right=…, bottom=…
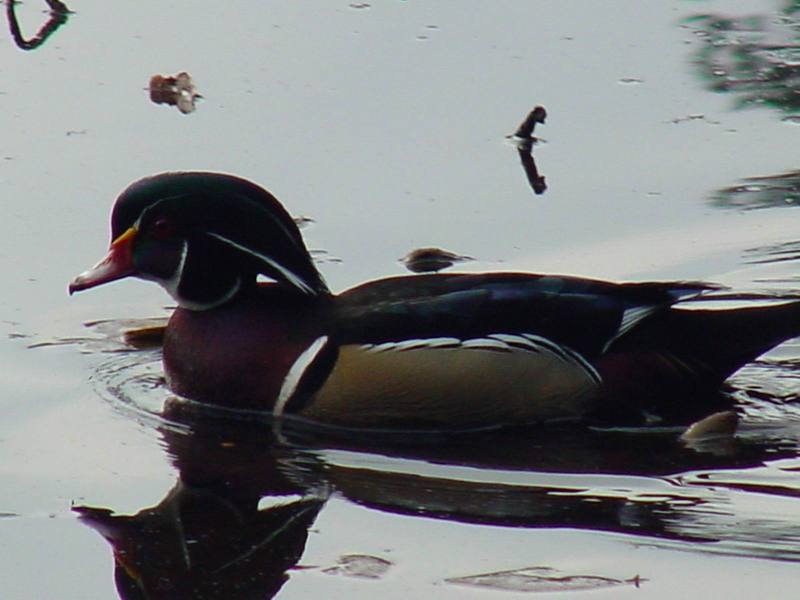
left=150, top=217, right=177, bottom=240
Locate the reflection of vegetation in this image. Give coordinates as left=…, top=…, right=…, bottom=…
left=6, top=0, right=70, bottom=51
left=711, top=170, right=800, bottom=210
left=712, top=169, right=800, bottom=272
left=745, top=239, right=800, bottom=265
left=684, top=2, right=800, bottom=114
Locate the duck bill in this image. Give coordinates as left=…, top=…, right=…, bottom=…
left=69, top=227, right=137, bottom=294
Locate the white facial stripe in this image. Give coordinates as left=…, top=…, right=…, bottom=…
left=206, top=232, right=316, bottom=295
left=161, top=240, right=188, bottom=300
left=275, top=335, right=330, bottom=417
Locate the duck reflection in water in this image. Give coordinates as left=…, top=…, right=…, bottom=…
left=75, top=412, right=327, bottom=600
left=74, top=401, right=796, bottom=599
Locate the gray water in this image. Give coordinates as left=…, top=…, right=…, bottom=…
left=2, top=1, right=800, bottom=598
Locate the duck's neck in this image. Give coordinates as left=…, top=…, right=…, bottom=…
left=163, top=285, right=328, bottom=410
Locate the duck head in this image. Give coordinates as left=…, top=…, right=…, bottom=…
left=69, top=172, right=329, bottom=309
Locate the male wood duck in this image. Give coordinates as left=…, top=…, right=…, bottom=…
left=69, top=172, right=800, bottom=430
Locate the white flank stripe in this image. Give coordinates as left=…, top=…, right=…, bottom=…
left=522, top=333, right=565, bottom=353
left=274, top=336, right=329, bottom=417
left=421, top=337, right=462, bottom=348
left=460, top=339, right=513, bottom=351
left=364, top=337, right=461, bottom=353
left=206, top=232, right=316, bottom=295
left=395, top=337, right=461, bottom=350
left=358, top=332, right=602, bottom=385
left=364, top=341, right=399, bottom=353
left=522, top=333, right=602, bottom=384
left=488, top=333, right=542, bottom=352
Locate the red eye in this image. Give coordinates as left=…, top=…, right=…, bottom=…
left=150, top=217, right=177, bottom=240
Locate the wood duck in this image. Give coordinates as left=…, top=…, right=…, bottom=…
left=69, top=172, right=800, bottom=430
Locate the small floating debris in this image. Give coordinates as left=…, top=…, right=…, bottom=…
left=7, top=0, right=70, bottom=51
left=618, top=76, right=644, bottom=85
left=681, top=410, right=738, bottom=441
left=680, top=410, right=739, bottom=456
left=293, top=215, right=315, bottom=229
left=669, top=113, right=720, bottom=125
left=123, top=325, right=166, bottom=349
left=679, top=410, right=739, bottom=457
left=400, top=247, right=473, bottom=273
left=322, top=554, right=392, bottom=579
left=308, top=249, right=342, bottom=264
left=513, top=105, right=547, bottom=140
left=508, top=105, right=548, bottom=195
left=446, top=566, right=645, bottom=593
left=149, top=72, right=201, bottom=114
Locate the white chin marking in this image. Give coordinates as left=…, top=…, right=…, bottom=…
left=174, top=277, right=242, bottom=311
left=155, top=240, right=242, bottom=310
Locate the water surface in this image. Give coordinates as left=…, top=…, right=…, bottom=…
left=2, top=1, right=800, bottom=598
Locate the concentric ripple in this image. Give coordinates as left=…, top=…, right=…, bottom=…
left=61, top=315, right=800, bottom=562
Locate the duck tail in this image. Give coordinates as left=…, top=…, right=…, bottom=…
left=596, top=298, right=800, bottom=424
